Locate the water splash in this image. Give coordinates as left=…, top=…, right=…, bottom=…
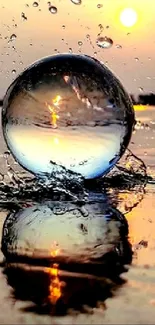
left=0, top=148, right=148, bottom=214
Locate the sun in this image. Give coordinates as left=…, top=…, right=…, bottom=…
left=120, top=8, right=138, bottom=27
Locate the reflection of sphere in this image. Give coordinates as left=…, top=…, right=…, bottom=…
left=2, top=54, right=134, bottom=179
left=2, top=200, right=129, bottom=264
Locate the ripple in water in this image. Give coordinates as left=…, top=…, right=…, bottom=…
left=2, top=54, right=134, bottom=180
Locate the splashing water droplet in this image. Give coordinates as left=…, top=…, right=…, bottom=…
left=78, top=41, right=83, bottom=46
left=97, top=4, right=103, bottom=8
left=2, top=54, right=134, bottom=180
left=33, top=1, right=39, bottom=7
left=21, top=12, right=28, bottom=20
left=96, top=36, right=113, bottom=49
left=49, top=6, right=57, bottom=14
left=71, top=0, right=81, bottom=5
left=10, top=34, right=17, bottom=41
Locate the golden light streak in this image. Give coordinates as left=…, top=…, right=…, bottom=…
left=47, top=95, right=61, bottom=128
left=48, top=263, right=63, bottom=304
left=50, top=241, right=60, bottom=258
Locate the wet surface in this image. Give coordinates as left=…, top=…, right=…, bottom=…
left=0, top=107, right=155, bottom=324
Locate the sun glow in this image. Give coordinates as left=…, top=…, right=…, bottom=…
left=120, top=8, right=138, bottom=27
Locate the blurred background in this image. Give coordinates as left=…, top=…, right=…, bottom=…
left=0, top=0, right=155, bottom=103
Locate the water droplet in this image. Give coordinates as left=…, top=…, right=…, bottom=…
left=96, top=36, right=113, bottom=49
left=78, top=41, right=83, bottom=46
left=62, top=25, right=65, bottom=29
left=49, top=6, right=57, bottom=14
left=12, top=69, right=16, bottom=74
left=115, top=44, right=122, bottom=49
left=33, top=1, right=39, bottom=7
left=2, top=54, right=134, bottom=180
left=68, top=47, right=73, bottom=53
left=10, top=33, right=17, bottom=41
left=135, top=57, right=139, bottom=62
left=97, top=4, right=103, bottom=8
left=21, top=12, right=27, bottom=20
left=71, top=0, right=81, bottom=4
left=139, top=87, right=144, bottom=92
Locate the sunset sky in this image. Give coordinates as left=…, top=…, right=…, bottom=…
left=0, top=0, right=155, bottom=98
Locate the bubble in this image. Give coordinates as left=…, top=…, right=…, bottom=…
left=49, top=6, right=57, bottom=14
left=96, top=36, right=113, bottom=49
left=33, top=1, right=39, bottom=7
left=2, top=54, right=134, bottom=180
left=71, top=0, right=81, bottom=4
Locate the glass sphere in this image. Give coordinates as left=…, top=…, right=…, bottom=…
left=2, top=54, right=134, bottom=179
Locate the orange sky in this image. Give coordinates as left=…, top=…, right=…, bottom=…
left=0, top=0, right=155, bottom=98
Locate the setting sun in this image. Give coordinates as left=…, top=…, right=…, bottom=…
left=120, top=8, right=138, bottom=27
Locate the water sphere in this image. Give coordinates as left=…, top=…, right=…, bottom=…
left=2, top=54, right=134, bottom=179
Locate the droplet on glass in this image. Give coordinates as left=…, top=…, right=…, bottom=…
left=97, top=4, right=103, bottom=8
left=134, top=57, right=139, bottom=62
left=2, top=54, right=134, bottom=179
left=10, top=34, right=17, bottom=41
left=21, top=12, right=28, bottom=20
left=71, top=0, right=81, bottom=4
left=115, top=44, right=122, bottom=49
left=62, top=25, right=65, bottom=29
left=96, top=36, right=113, bottom=49
left=139, top=87, right=144, bottom=92
left=49, top=6, right=57, bottom=14
left=78, top=41, right=83, bottom=46
left=11, top=69, right=16, bottom=74
left=33, top=1, right=39, bottom=7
